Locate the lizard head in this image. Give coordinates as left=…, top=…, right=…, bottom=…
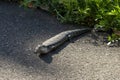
left=34, top=45, right=49, bottom=55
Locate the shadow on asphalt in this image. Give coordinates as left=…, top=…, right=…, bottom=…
left=39, top=42, right=69, bottom=63
left=0, top=1, right=105, bottom=77
left=0, top=1, right=84, bottom=74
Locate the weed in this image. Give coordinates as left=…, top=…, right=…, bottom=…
left=21, top=0, right=120, bottom=41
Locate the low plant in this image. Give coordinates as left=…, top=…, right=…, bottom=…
left=21, top=0, right=120, bottom=42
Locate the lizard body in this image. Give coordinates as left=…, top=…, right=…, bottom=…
left=34, top=28, right=91, bottom=55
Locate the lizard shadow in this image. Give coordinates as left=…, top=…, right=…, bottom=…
left=39, top=32, right=90, bottom=64
left=39, top=41, right=70, bottom=64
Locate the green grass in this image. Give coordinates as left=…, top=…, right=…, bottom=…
left=20, top=0, right=120, bottom=41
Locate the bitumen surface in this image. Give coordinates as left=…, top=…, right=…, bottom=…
left=0, top=1, right=120, bottom=80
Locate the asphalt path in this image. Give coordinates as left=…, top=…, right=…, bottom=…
left=0, top=1, right=120, bottom=80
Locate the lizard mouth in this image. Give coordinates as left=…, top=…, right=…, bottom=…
left=40, top=47, right=49, bottom=53
left=34, top=45, right=49, bottom=54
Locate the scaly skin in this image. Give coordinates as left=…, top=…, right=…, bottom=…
left=34, top=28, right=91, bottom=55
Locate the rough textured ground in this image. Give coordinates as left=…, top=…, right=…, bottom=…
left=0, top=1, right=120, bottom=80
